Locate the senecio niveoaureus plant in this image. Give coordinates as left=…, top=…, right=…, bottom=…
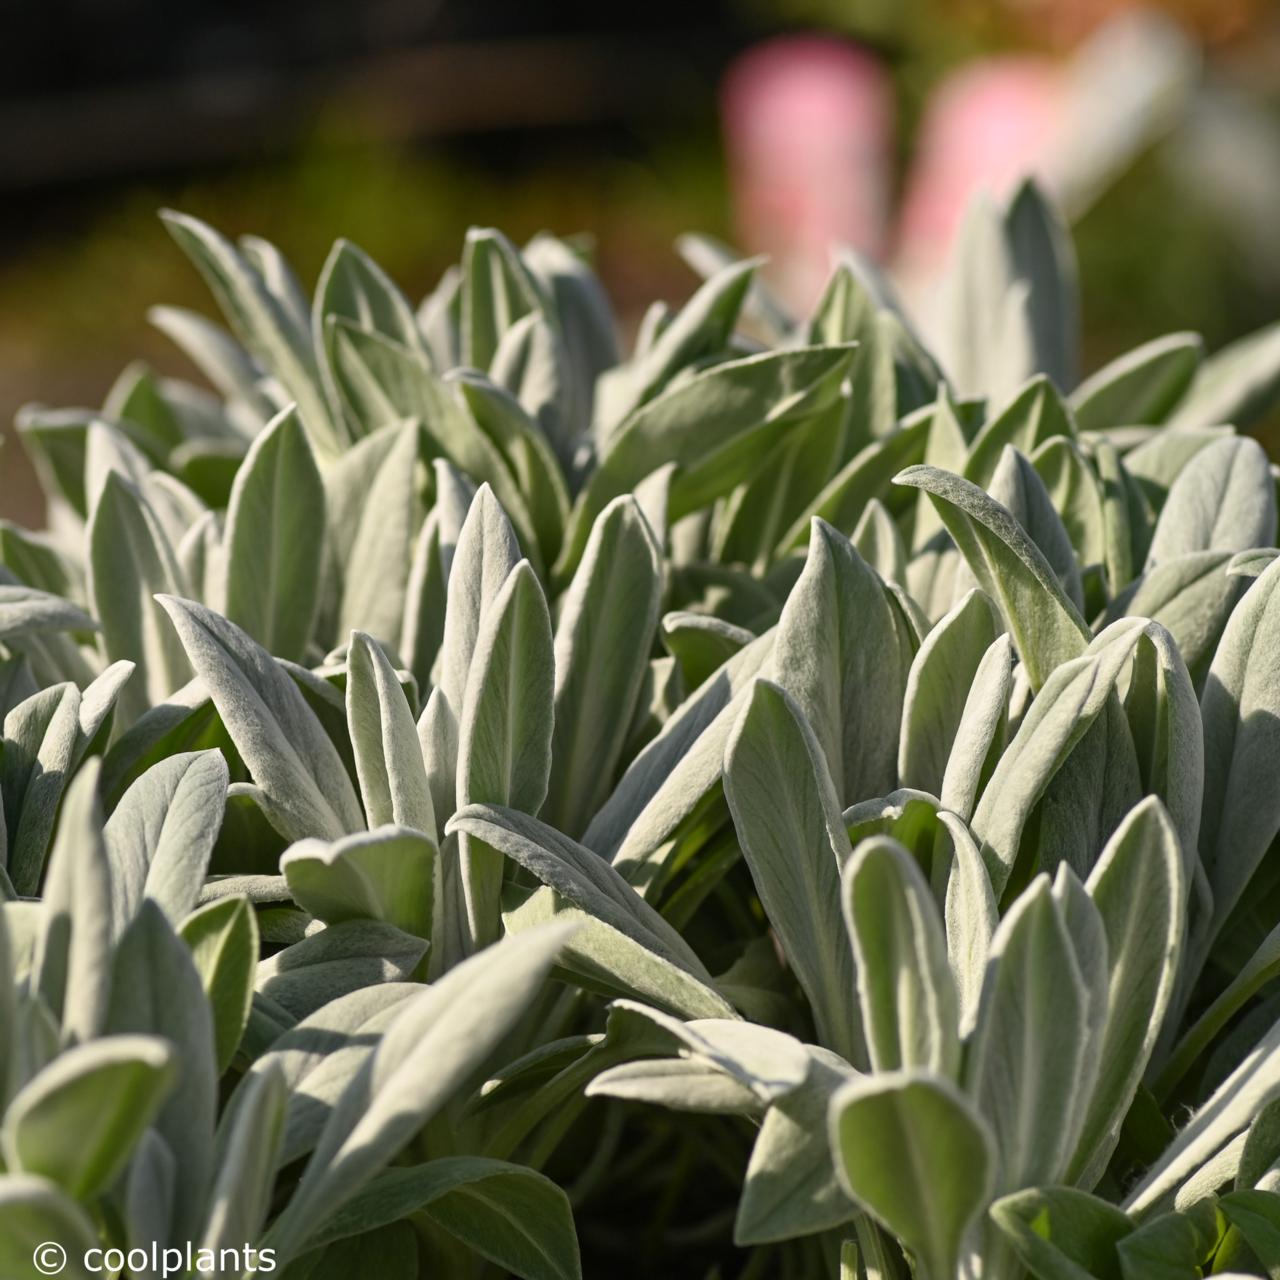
left=5, top=181, right=1280, bottom=1280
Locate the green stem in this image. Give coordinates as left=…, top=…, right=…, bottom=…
left=1151, top=918, right=1280, bottom=1103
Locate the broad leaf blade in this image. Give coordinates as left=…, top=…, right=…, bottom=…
left=829, top=1071, right=995, bottom=1280
left=895, top=463, right=1089, bottom=690
left=223, top=405, right=325, bottom=661
left=724, top=679, right=861, bottom=1065
left=158, top=596, right=363, bottom=842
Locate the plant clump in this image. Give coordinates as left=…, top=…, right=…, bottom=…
left=3, top=180, right=1280, bottom=1278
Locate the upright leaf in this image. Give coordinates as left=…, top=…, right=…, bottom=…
left=0, top=1175, right=99, bottom=1280
left=456, top=561, right=554, bottom=948
left=337, top=420, right=426, bottom=646
left=158, top=596, right=363, bottom=841
left=88, top=471, right=190, bottom=725
left=590, top=630, right=774, bottom=876
left=1005, top=179, right=1079, bottom=393
left=899, top=589, right=1002, bottom=797
left=2, top=683, right=83, bottom=895
left=965, top=877, right=1094, bottom=1191
left=1126, top=1018, right=1280, bottom=1217
left=595, top=257, right=758, bottom=436
left=461, top=227, right=546, bottom=372
left=1070, top=799, right=1186, bottom=1187
left=1198, top=555, right=1280, bottom=951
left=223, top=405, right=325, bottom=662
left=160, top=211, right=340, bottom=455
left=104, top=750, right=229, bottom=936
left=565, top=346, right=854, bottom=578
left=1168, top=320, right=1280, bottom=432
left=963, top=376, right=1075, bottom=490
left=735, top=1049, right=858, bottom=1244
left=774, top=519, right=914, bottom=806
left=970, top=619, right=1147, bottom=892
left=180, top=895, right=259, bottom=1074
left=106, top=902, right=217, bottom=1238
left=829, top=1072, right=995, bottom=1280
left=315, top=238, right=428, bottom=423
left=724, top=679, right=861, bottom=1065
left=896, top=464, right=1088, bottom=690
left=32, top=763, right=112, bottom=1043
left=1146, top=435, right=1276, bottom=568
left=843, top=836, right=960, bottom=1077
left=346, top=631, right=435, bottom=835
left=437, top=485, right=522, bottom=739
left=200, top=1063, right=286, bottom=1254
left=543, top=497, right=661, bottom=838
left=988, top=444, right=1084, bottom=608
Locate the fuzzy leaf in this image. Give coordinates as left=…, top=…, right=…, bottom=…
left=336, top=420, right=426, bottom=646
left=724, top=679, right=861, bottom=1064
left=774, top=519, right=915, bottom=805
left=1168, top=320, right=1280, bottom=432
left=346, top=632, right=435, bottom=835
left=991, top=1186, right=1133, bottom=1280
left=1198, top=555, right=1280, bottom=950
left=0, top=1034, right=176, bottom=1199
left=32, top=762, right=112, bottom=1043
left=88, top=471, right=190, bottom=726
left=448, top=805, right=710, bottom=982
left=282, top=828, right=435, bottom=940
left=308, top=1157, right=581, bottom=1280
left=1071, top=799, right=1187, bottom=1185
left=829, top=1071, right=995, bottom=1280
left=3, top=683, right=84, bottom=895
left=844, top=836, right=960, bottom=1077
left=964, top=876, right=1094, bottom=1190
left=0, top=1175, right=99, bottom=1280
left=543, top=497, right=661, bottom=838
left=566, top=345, right=854, bottom=577
left=256, top=920, right=428, bottom=1021
left=264, top=924, right=574, bottom=1260
left=736, top=1050, right=857, bottom=1244
left=1146, top=435, right=1276, bottom=568
left=161, top=210, right=340, bottom=455
left=456, top=561, right=554, bottom=948
left=158, top=596, right=364, bottom=841
left=899, top=589, right=1002, bottom=797
left=896, top=464, right=1088, bottom=690
left=971, top=619, right=1148, bottom=893
left=223, top=405, right=325, bottom=661
left=104, top=750, right=229, bottom=937
left=200, top=1062, right=287, bottom=1253
left=180, top=895, right=259, bottom=1074
left=1071, top=332, right=1202, bottom=431
left=106, top=901, right=217, bottom=1237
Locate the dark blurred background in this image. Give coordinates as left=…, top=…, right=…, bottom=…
left=4, top=0, right=1280, bottom=524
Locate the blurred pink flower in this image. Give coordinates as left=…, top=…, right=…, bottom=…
left=897, top=58, right=1064, bottom=280
left=721, top=36, right=894, bottom=310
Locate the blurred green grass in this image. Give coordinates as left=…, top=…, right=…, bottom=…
left=0, top=125, right=729, bottom=521
left=3, top=87, right=1277, bottom=524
